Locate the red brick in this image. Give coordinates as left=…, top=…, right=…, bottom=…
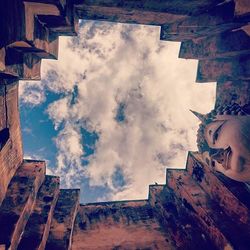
left=179, top=29, right=250, bottom=60
left=215, top=80, right=250, bottom=108
left=149, top=185, right=217, bottom=249
left=75, top=0, right=224, bottom=16
left=196, top=56, right=250, bottom=83
left=0, top=83, right=23, bottom=205
left=17, top=175, right=60, bottom=250
left=46, top=189, right=80, bottom=250
left=167, top=169, right=232, bottom=249
left=0, top=160, right=46, bottom=249
left=160, top=1, right=243, bottom=42
left=72, top=200, right=170, bottom=250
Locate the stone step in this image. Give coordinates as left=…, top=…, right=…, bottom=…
left=186, top=152, right=250, bottom=248
left=17, top=175, right=60, bottom=250
left=75, top=3, right=185, bottom=26
left=148, top=184, right=219, bottom=250
left=21, top=0, right=77, bottom=36
left=167, top=169, right=233, bottom=250
left=215, top=172, right=250, bottom=211
left=32, top=18, right=59, bottom=59
left=1, top=0, right=60, bottom=53
left=22, top=0, right=65, bottom=11
left=37, top=0, right=78, bottom=36
left=234, top=0, right=250, bottom=19
left=160, top=1, right=243, bottom=42
left=196, top=56, right=250, bottom=82
left=0, top=160, right=46, bottom=250
left=72, top=199, right=171, bottom=250
left=186, top=152, right=250, bottom=224
left=2, top=49, right=42, bottom=80
left=215, top=80, right=250, bottom=109
left=167, top=168, right=250, bottom=250
left=74, top=0, right=225, bottom=16
left=179, top=26, right=250, bottom=60
left=5, top=1, right=60, bottom=60
left=9, top=17, right=59, bottom=60
left=45, top=189, right=80, bottom=250
left=38, top=15, right=78, bottom=37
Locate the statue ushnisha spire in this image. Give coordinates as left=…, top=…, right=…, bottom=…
left=190, top=110, right=206, bottom=122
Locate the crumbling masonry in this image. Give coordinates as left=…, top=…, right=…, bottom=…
left=0, top=1, right=250, bottom=249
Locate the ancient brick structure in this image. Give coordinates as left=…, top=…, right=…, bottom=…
left=0, top=0, right=250, bottom=249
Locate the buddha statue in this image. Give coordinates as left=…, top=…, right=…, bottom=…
left=191, top=103, right=250, bottom=182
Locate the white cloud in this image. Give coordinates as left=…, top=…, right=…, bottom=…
left=19, top=81, right=46, bottom=106
left=53, top=122, right=84, bottom=187
left=20, top=21, right=216, bottom=202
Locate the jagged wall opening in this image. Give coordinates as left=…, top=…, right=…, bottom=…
left=19, top=20, right=216, bottom=203
left=0, top=1, right=250, bottom=249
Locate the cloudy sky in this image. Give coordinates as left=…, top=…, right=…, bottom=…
left=19, top=20, right=216, bottom=203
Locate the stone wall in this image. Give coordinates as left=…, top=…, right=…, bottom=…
left=0, top=82, right=23, bottom=205
left=73, top=201, right=170, bottom=249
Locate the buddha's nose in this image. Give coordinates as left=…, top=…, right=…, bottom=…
left=210, top=148, right=227, bottom=165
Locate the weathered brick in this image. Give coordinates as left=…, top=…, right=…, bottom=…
left=196, top=56, right=250, bottom=83
left=0, top=0, right=26, bottom=48
left=215, top=173, right=250, bottom=211
left=187, top=152, right=250, bottom=230
left=3, top=1, right=60, bottom=60
left=234, top=0, right=250, bottom=18
left=72, top=200, right=170, bottom=250
left=3, top=49, right=42, bottom=80
left=0, top=83, right=23, bottom=205
left=0, top=160, right=46, bottom=250
left=160, top=1, right=243, bottom=42
left=215, top=80, right=250, bottom=108
left=45, top=189, right=80, bottom=250
left=75, top=0, right=224, bottom=16
left=17, top=175, right=60, bottom=250
left=76, top=4, right=186, bottom=25
left=167, top=168, right=250, bottom=250
left=179, top=28, right=250, bottom=60
left=149, top=185, right=218, bottom=250
left=42, top=0, right=78, bottom=36
left=167, top=169, right=232, bottom=249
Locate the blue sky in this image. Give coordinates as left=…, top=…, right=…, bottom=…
left=19, top=20, right=216, bottom=203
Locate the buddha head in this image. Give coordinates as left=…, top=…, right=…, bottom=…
left=192, top=103, right=250, bottom=182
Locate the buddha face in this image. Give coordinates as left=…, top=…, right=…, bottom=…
left=203, top=114, right=250, bottom=182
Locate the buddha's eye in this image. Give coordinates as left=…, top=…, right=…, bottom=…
left=212, top=131, right=219, bottom=144
left=211, top=160, right=215, bottom=167
left=212, top=121, right=225, bottom=144
left=214, top=131, right=219, bottom=141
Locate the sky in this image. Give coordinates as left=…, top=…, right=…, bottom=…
left=19, top=20, right=216, bottom=203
